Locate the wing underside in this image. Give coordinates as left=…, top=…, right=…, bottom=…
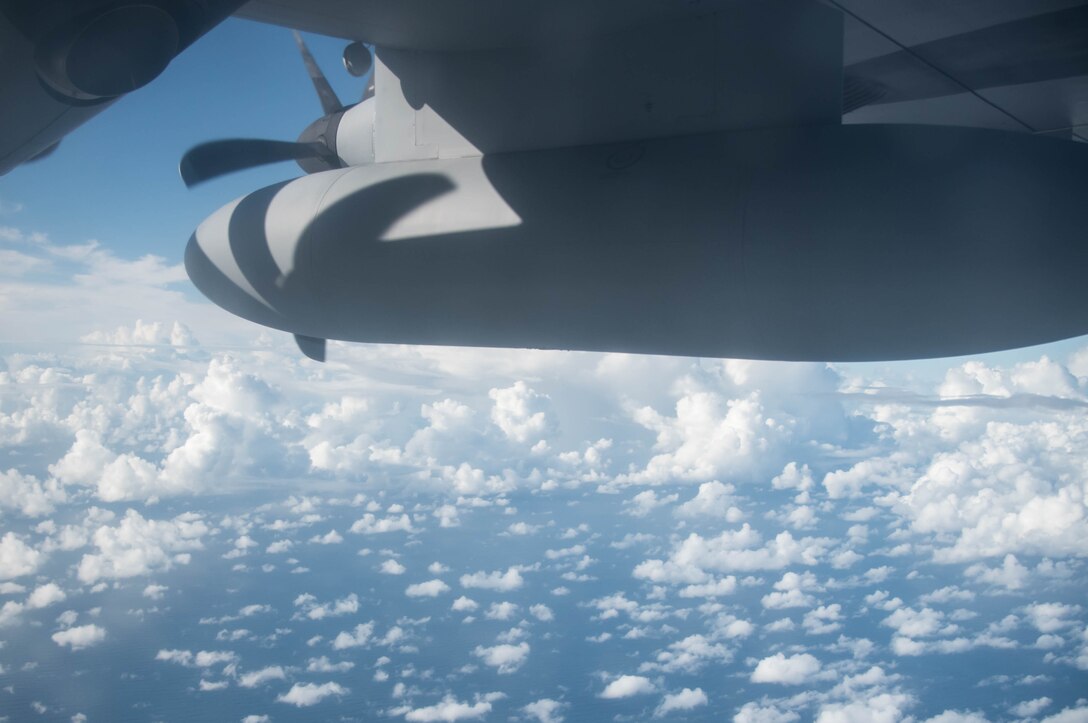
left=237, top=0, right=1088, bottom=143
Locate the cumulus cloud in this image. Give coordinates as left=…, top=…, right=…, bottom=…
left=52, top=624, right=106, bottom=650
left=489, top=381, right=557, bottom=444
left=76, top=510, right=206, bottom=583
left=485, top=601, right=519, bottom=621
left=674, top=481, right=743, bottom=520
left=816, top=692, right=915, bottom=722
left=600, top=675, right=657, bottom=698
left=655, top=688, right=708, bottom=716
left=404, top=694, right=499, bottom=721
left=331, top=622, right=374, bottom=650
left=451, top=596, right=478, bottom=612
left=381, top=559, right=407, bottom=575
left=634, top=525, right=830, bottom=587
left=0, top=532, right=44, bottom=579
left=473, top=642, right=530, bottom=673
left=460, top=567, right=523, bottom=591
left=0, top=468, right=66, bottom=516
left=406, top=579, right=451, bottom=597
left=238, top=666, right=286, bottom=688
left=350, top=514, right=415, bottom=534
left=624, top=489, right=679, bottom=517
left=530, top=604, right=554, bottom=622
left=27, top=583, right=66, bottom=609
left=294, top=593, right=360, bottom=620
left=750, top=653, right=822, bottom=684
left=641, top=635, right=731, bottom=674
left=524, top=698, right=566, bottom=723
left=276, top=681, right=347, bottom=707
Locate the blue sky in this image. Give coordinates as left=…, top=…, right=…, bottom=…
left=1, top=19, right=365, bottom=263
left=1, top=16, right=1088, bottom=723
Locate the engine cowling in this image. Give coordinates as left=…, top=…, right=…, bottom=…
left=295, top=98, right=376, bottom=174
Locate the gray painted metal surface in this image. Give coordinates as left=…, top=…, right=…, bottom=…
left=187, top=125, right=1088, bottom=361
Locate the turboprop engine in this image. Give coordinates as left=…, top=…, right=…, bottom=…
left=185, top=124, right=1088, bottom=363
left=180, top=3, right=1088, bottom=363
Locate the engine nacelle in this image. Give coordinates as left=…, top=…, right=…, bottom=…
left=188, top=124, right=1088, bottom=362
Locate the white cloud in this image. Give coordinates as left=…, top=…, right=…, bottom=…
left=331, top=622, right=374, bottom=650
left=143, top=584, right=169, bottom=600
left=489, top=381, right=556, bottom=444
left=530, top=604, right=554, bottom=622
left=655, top=688, right=708, bottom=717
left=675, top=481, right=743, bottom=520
left=473, top=642, right=530, bottom=673
left=155, top=649, right=195, bottom=666
left=761, top=571, right=820, bottom=610
left=0, top=600, right=25, bottom=627
left=0, top=468, right=66, bottom=516
left=641, top=635, right=731, bottom=674
left=265, top=540, right=293, bottom=554
left=238, top=666, right=286, bottom=688
left=734, top=702, right=801, bottom=722
left=1024, top=603, right=1081, bottom=633
left=634, top=525, right=830, bottom=589
left=460, top=567, right=523, bottom=591
left=451, top=596, right=478, bottom=612
left=679, top=576, right=738, bottom=598
left=816, top=693, right=915, bottom=723
left=750, top=653, right=822, bottom=685
left=485, top=601, right=519, bottom=621
left=617, top=384, right=802, bottom=485
left=1040, top=704, right=1088, bottom=723
left=0, top=532, right=44, bottom=579
left=27, top=583, right=65, bottom=609
left=381, top=559, right=407, bottom=575
left=276, top=681, right=347, bottom=707
left=803, top=605, right=843, bottom=635
left=1010, top=698, right=1053, bottom=718
left=404, top=694, right=497, bottom=721
left=195, top=651, right=238, bottom=668
left=625, top=490, right=679, bottom=517
left=773, top=462, right=814, bottom=492
left=306, top=656, right=354, bottom=673
left=76, top=509, right=206, bottom=583
left=52, top=624, right=106, bottom=650
left=309, top=529, right=343, bottom=545
left=523, top=698, right=566, bottom=723
left=294, top=592, right=360, bottom=620
left=350, top=513, right=415, bottom=534
left=965, top=555, right=1029, bottom=590
left=406, top=579, right=451, bottom=597
left=600, top=675, right=657, bottom=699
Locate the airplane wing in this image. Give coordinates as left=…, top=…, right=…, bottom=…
left=2, top=0, right=1085, bottom=177
left=237, top=0, right=1088, bottom=143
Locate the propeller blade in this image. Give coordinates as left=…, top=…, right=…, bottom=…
left=293, top=30, right=343, bottom=116
left=179, top=138, right=326, bottom=187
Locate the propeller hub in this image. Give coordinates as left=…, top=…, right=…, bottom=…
left=296, top=113, right=346, bottom=174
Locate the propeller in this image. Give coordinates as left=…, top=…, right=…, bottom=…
left=180, top=139, right=332, bottom=187
left=293, top=30, right=344, bottom=116
left=179, top=32, right=371, bottom=187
